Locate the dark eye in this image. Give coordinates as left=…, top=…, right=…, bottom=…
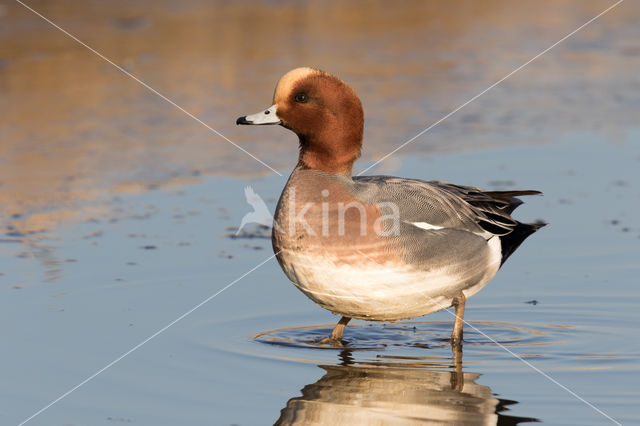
left=294, top=92, right=308, bottom=103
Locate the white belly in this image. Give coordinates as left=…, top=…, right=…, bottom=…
left=277, top=237, right=501, bottom=321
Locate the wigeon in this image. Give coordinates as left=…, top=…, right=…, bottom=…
left=237, top=67, right=544, bottom=344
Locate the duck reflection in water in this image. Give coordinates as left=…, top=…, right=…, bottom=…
left=275, top=345, right=538, bottom=425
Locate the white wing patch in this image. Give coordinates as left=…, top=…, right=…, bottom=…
left=410, top=221, right=497, bottom=241
left=410, top=222, right=444, bottom=231
left=487, top=235, right=502, bottom=268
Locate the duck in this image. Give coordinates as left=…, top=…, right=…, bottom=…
left=237, top=67, right=544, bottom=345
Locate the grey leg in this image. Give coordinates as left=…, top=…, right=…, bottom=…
left=450, top=336, right=464, bottom=391
left=329, top=316, right=351, bottom=342
left=451, top=293, right=466, bottom=345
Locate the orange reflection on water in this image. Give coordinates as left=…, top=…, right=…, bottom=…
left=1, top=0, right=638, bottom=238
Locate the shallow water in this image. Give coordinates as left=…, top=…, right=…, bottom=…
left=2, top=135, right=639, bottom=425
left=2, top=1, right=640, bottom=425
left=2, top=0, right=640, bottom=234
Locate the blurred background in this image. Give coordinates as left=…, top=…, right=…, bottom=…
left=1, top=0, right=638, bottom=237
left=2, top=1, right=640, bottom=425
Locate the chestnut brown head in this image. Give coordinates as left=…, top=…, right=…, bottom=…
left=237, top=68, right=364, bottom=175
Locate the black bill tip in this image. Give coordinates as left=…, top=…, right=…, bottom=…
left=236, top=116, right=252, bottom=125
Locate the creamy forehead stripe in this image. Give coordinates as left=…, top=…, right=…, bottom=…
left=273, top=67, right=318, bottom=102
